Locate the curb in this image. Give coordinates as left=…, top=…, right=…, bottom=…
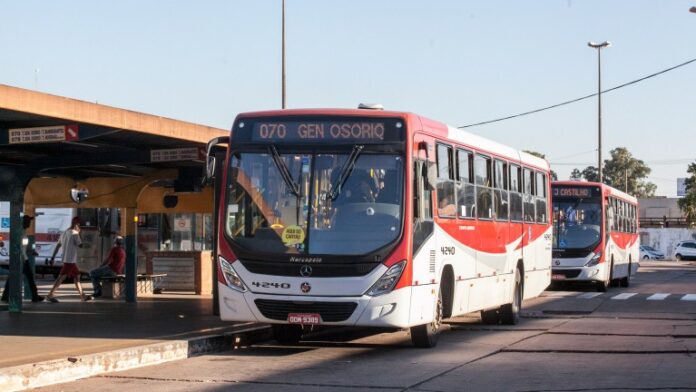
left=0, top=324, right=271, bottom=392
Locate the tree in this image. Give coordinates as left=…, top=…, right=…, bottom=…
left=571, top=147, right=655, bottom=197
left=678, top=162, right=696, bottom=226
left=602, top=147, right=655, bottom=197
left=524, top=151, right=558, bottom=180
left=569, top=168, right=582, bottom=180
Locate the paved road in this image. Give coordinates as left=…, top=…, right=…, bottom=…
left=37, top=261, right=696, bottom=392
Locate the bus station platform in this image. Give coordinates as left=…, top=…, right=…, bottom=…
left=0, top=280, right=270, bottom=391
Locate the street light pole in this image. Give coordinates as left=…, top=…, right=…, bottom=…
left=281, top=0, right=286, bottom=109
left=588, top=41, right=611, bottom=183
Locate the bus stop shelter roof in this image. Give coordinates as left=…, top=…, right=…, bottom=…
left=0, top=84, right=228, bottom=179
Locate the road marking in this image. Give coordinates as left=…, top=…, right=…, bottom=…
left=543, top=291, right=578, bottom=297
left=681, top=294, right=696, bottom=301
left=611, top=293, right=637, bottom=300
left=647, top=293, right=670, bottom=301
left=577, top=292, right=603, bottom=299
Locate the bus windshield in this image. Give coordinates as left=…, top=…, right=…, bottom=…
left=552, top=198, right=602, bottom=250
left=224, top=150, right=404, bottom=256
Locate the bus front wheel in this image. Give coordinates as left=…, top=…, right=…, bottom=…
left=596, top=261, right=612, bottom=292
left=272, top=324, right=303, bottom=344
left=410, top=284, right=443, bottom=348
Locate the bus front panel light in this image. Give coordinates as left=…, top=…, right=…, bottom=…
left=219, top=257, right=247, bottom=292
left=366, top=261, right=406, bottom=297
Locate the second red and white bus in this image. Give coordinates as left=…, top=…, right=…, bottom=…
left=551, top=181, right=639, bottom=291
left=208, top=107, right=552, bottom=347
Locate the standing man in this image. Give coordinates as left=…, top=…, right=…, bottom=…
left=1, top=215, right=44, bottom=303
left=89, top=236, right=125, bottom=297
left=46, top=217, right=91, bottom=302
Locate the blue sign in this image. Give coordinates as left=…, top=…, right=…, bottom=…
left=1, top=218, right=9, bottom=229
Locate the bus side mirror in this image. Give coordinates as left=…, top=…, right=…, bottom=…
left=204, top=136, right=230, bottom=184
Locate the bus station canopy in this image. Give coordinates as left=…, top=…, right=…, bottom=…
left=0, top=84, right=227, bottom=182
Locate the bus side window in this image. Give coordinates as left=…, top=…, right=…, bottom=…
left=436, top=143, right=456, bottom=218
left=535, top=171, right=547, bottom=223
left=456, top=149, right=475, bottom=218
left=509, top=164, right=523, bottom=221
left=413, top=159, right=434, bottom=253
left=494, top=159, right=509, bottom=221
left=523, top=168, right=535, bottom=223
left=475, top=154, right=493, bottom=219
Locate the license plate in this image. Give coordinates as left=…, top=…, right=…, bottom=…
left=552, top=274, right=566, bottom=280
left=287, top=313, right=321, bottom=325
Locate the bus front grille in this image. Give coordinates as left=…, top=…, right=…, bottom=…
left=254, top=299, right=358, bottom=322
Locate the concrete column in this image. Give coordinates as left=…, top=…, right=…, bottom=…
left=8, top=201, right=23, bottom=313
left=24, top=207, right=36, bottom=300
left=120, top=208, right=138, bottom=303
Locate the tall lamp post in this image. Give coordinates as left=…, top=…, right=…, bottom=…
left=588, top=41, right=611, bottom=183
left=281, top=0, right=286, bottom=109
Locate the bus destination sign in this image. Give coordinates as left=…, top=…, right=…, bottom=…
left=246, top=120, right=403, bottom=143
left=552, top=186, right=600, bottom=198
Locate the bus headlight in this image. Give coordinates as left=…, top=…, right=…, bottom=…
left=219, top=257, right=247, bottom=292
left=585, top=251, right=602, bottom=267
left=366, top=261, right=405, bottom=297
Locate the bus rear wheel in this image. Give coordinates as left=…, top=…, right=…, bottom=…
left=272, top=324, right=303, bottom=344
left=500, top=267, right=522, bottom=325
left=410, top=285, right=443, bottom=348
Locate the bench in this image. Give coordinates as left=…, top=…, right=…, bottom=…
left=98, top=274, right=167, bottom=299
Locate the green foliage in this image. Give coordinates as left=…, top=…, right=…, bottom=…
left=678, top=162, right=696, bottom=226
left=571, top=147, right=655, bottom=197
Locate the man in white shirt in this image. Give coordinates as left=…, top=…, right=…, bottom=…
left=46, top=217, right=91, bottom=302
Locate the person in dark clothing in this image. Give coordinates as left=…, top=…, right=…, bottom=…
left=89, top=236, right=125, bottom=297
left=1, top=215, right=44, bottom=303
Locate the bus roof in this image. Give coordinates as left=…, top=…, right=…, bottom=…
left=552, top=181, right=638, bottom=204
left=233, top=108, right=549, bottom=171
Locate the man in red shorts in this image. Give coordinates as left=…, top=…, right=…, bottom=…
left=46, top=217, right=91, bottom=302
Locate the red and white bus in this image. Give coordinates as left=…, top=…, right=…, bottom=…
left=207, top=107, right=552, bottom=347
left=551, top=181, right=639, bottom=291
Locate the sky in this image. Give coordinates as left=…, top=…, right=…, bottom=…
left=1, top=1, right=694, bottom=197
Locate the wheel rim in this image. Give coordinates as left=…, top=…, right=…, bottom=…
left=431, top=289, right=443, bottom=332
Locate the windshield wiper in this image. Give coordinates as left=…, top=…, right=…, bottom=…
left=327, top=145, right=364, bottom=201
left=269, top=145, right=300, bottom=197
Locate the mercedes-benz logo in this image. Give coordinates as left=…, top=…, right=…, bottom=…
left=554, top=260, right=561, bottom=266
left=300, top=282, right=311, bottom=293
left=300, top=265, right=312, bottom=277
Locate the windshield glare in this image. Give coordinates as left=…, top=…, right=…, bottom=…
left=225, top=151, right=403, bottom=256
left=552, top=198, right=602, bottom=250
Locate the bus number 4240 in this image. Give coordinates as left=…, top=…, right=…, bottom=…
left=441, top=247, right=455, bottom=256
left=251, top=282, right=291, bottom=289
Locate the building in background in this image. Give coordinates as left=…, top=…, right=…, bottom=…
left=639, top=197, right=695, bottom=258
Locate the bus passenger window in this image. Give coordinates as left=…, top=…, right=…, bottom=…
left=436, top=144, right=456, bottom=217
left=523, top=168, right=535, bottom=223
left=509, top=164, right=523, bottom=221
left=535, top=172, right=547, bottom=223
left=456, top=149, right=475, bottom=218
left=475, top=154, right=493, bottom=219
left=494, top=160, right=509, bottom=221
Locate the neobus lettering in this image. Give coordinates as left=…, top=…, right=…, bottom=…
left=329, top=123, right=384, bottom=140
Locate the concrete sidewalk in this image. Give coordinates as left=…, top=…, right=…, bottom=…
left=0, top=282, right=269, bottom=391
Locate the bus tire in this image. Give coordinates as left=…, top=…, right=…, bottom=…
left=410, top=284, right=443, bottom=348
left=596, top=260, right=612, bottom=292
left=480, top=308, right=500, bottom=325
left=272, top=324, right=303, bottom=344
left=500, top=267, right=522, bottom=325
left=620, top=260, right=631, bottom=287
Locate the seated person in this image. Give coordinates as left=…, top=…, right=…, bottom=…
left=89, top=236, right=125, bottom=297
